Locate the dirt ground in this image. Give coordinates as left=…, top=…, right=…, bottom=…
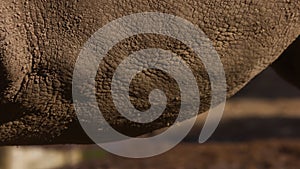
left=58, top=68, right=300, bottom=169
left=62, top=140, right=300, bottom=169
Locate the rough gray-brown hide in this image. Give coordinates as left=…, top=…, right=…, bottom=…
left=0, top=0, right=299, bottom=145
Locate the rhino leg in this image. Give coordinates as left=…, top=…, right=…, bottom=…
left=272, top=36, right=300, bottom=88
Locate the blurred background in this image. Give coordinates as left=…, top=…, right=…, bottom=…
left=0, top=67, right=299, bottom=169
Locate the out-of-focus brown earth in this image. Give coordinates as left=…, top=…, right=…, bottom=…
left=59, top=68, right=300, bottom=169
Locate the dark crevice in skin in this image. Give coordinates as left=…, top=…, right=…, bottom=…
left=51, top=120, right=94, bottom=145
left=272, top=35, right=300, bottom=88
left=0, top=103, right=26, bottom=125
left=0, top=63, right=9, bottom=103
left=0, top=32, right=8, bottom=103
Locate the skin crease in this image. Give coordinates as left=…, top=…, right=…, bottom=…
left=0, top=0, right=299, bottom=145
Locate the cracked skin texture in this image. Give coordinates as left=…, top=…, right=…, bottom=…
left=0, top=0, right=299, bottom=145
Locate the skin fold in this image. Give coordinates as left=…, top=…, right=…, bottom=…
left=0, top=0, right=299, bottom=145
